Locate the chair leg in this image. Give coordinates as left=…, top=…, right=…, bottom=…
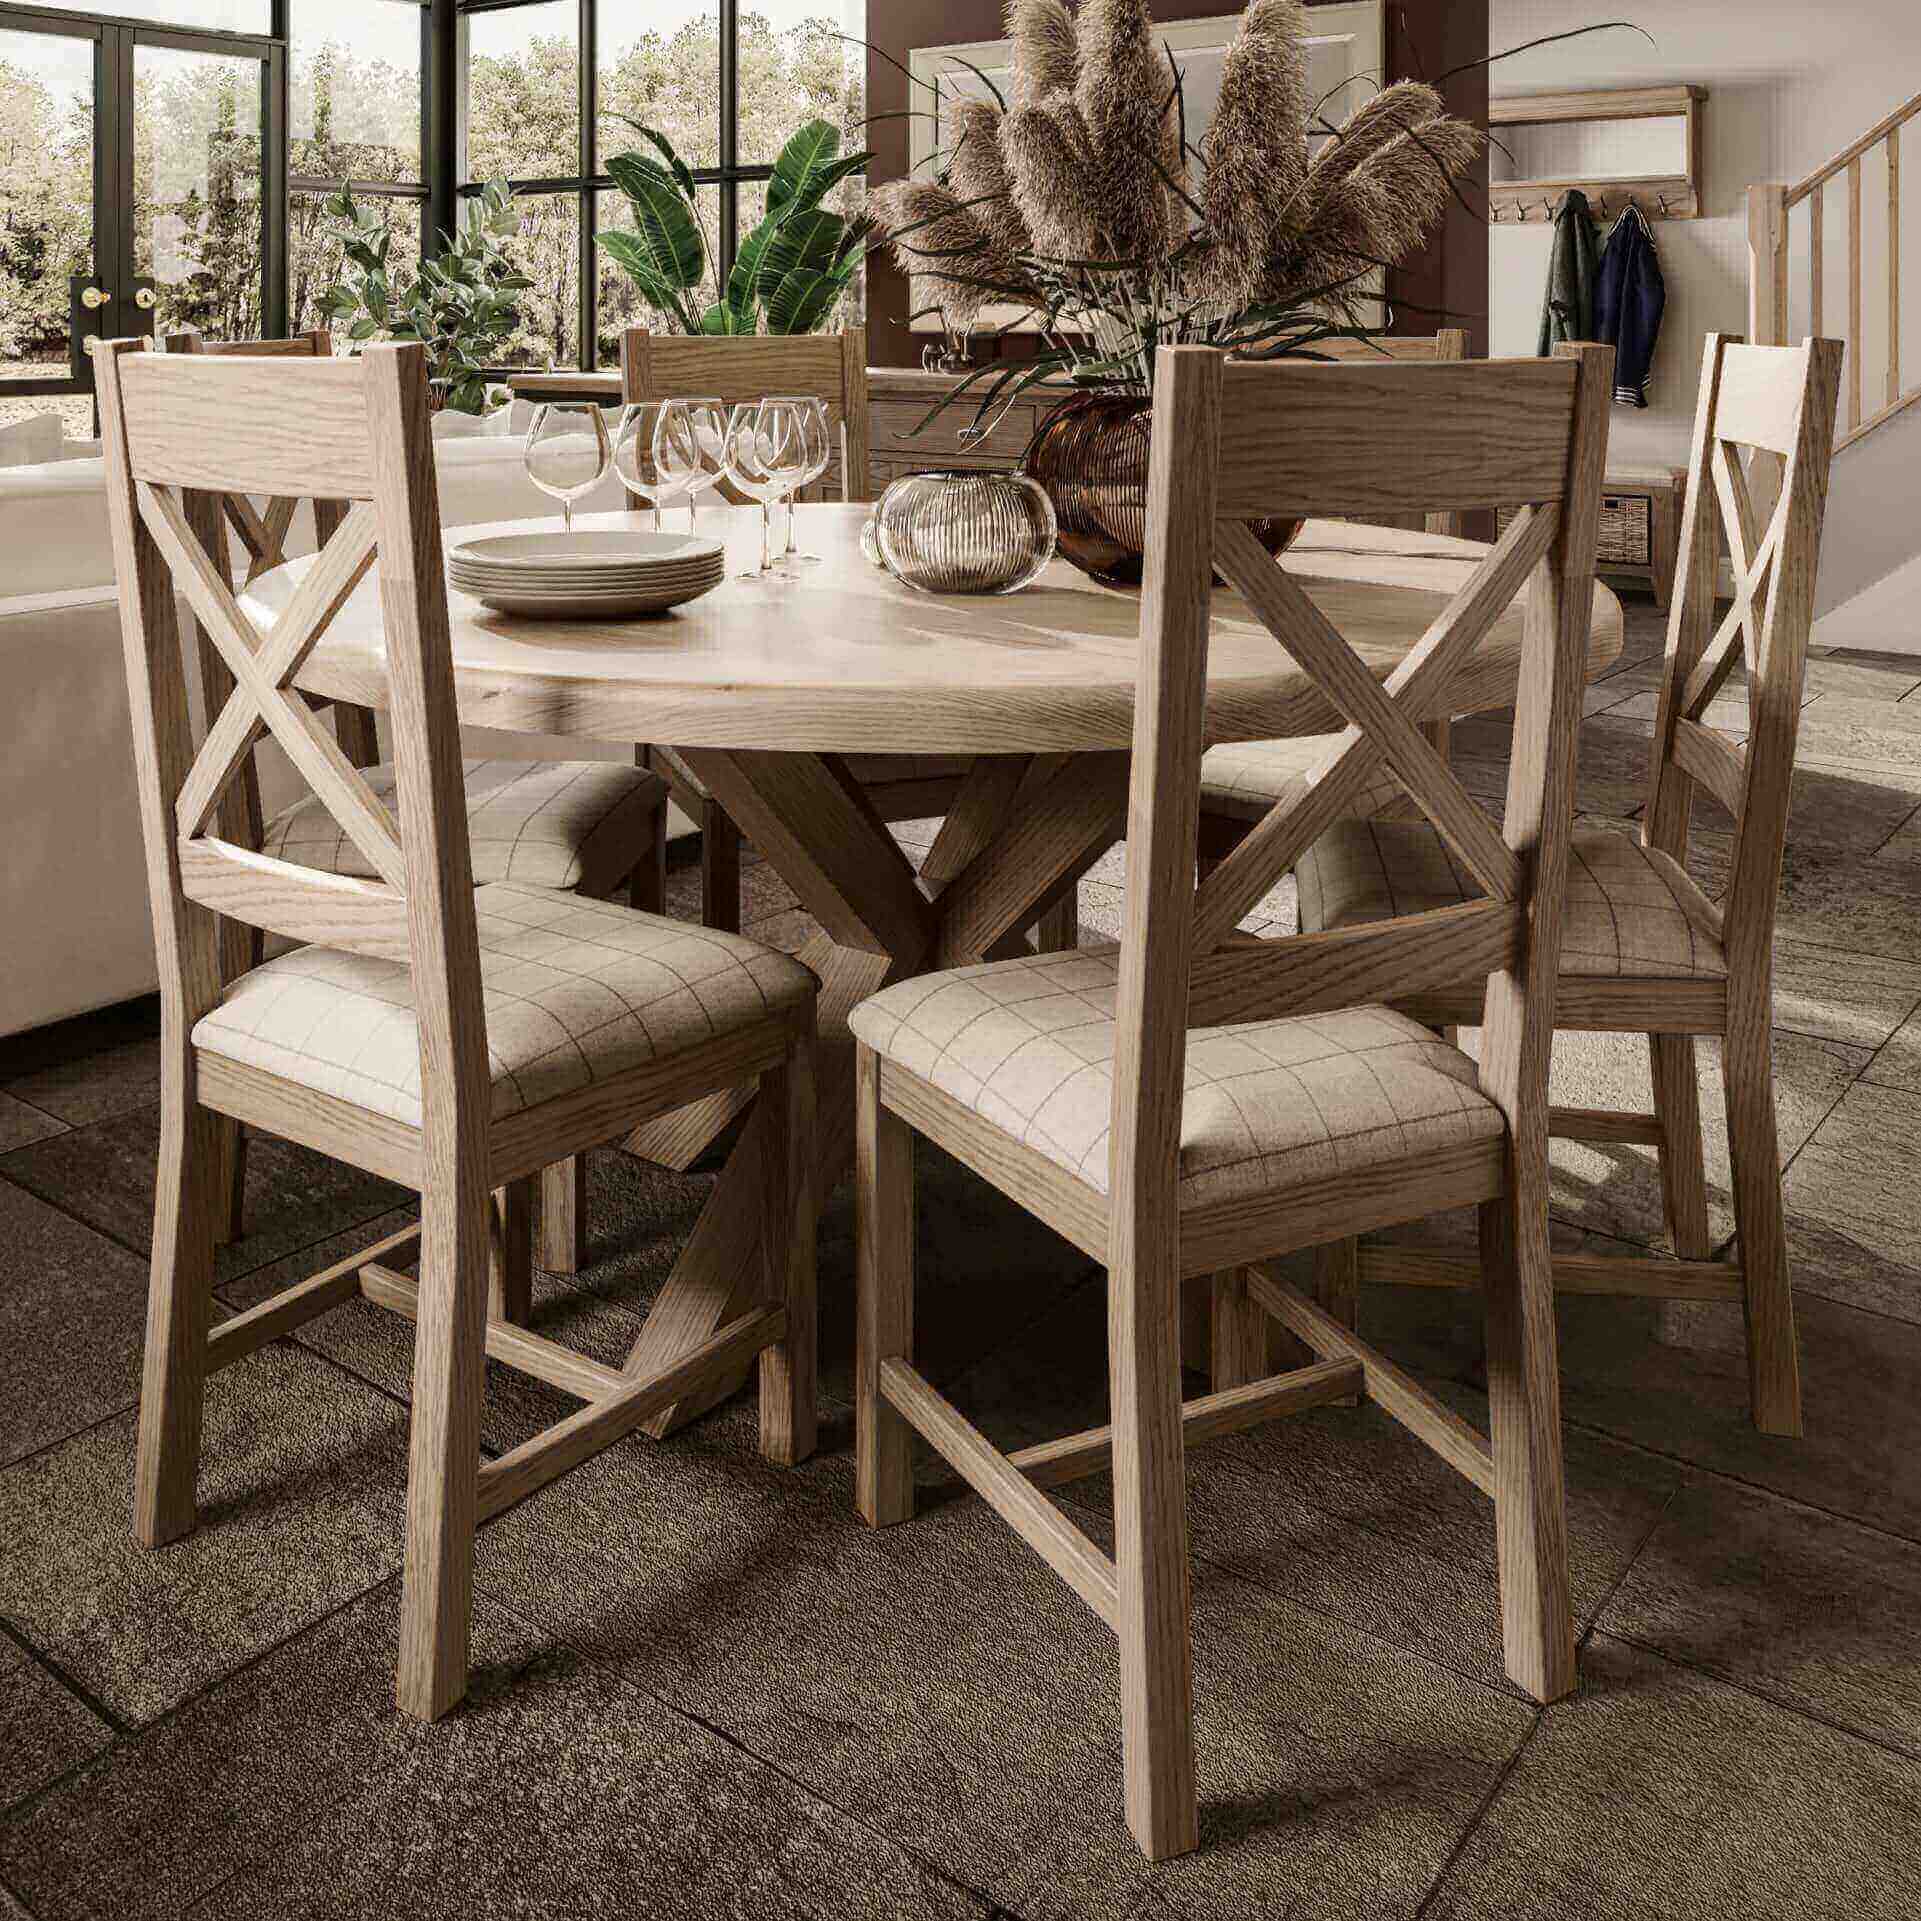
left=538, top=1157, right=587, bottom=1275
left=488, top=1178, right=534, bottom=1326
left=1108, top=1236, right=1199, bottom=1862
left=1721, top=1019, right=1803, bottom=1436
left=701, top=800, right=742, bottom=934
left=1310, top=1239, right=1362, bottom=1405
left=1478, top=1194, right=1577, bottom=1705
left=758, top=1027, right=818, bottom=1467
left=1036, top=890, right=1078, bottom=953
left=1209, top=1267, right=1267, bottom=1389
left=213, top=1117, right=247, bottom=1246
left=855, top=1045, right=915, bottom=1527
left=1648, top=1033, right=1713, bottom=1259
left=134, top=1080, right=223, bottom=1548
left=396, top=1181, right=492, bottom=1723
left=627, top=804, right=668, bottom=915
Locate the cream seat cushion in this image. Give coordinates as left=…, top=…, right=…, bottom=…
left=264, top=758, right=663, bottom=894
left=1296, top=820, right=1728, bottom=978
left=848, top=949, right=1500, bottom=1209
left=193, top=882, right=814, bottom=1128
left=1199, top=733, right=1404, bottom=824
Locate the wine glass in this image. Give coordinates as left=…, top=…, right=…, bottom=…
left=651, top=396, right=728, bottom=534
left=723, top=399, right=808, bottom=575
left=612, top=400, right=683, bottom=532
left=523, top=402, right=612, bottom=535
left=782, top=397, right=834, bottom=565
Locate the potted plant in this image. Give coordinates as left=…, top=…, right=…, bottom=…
left=597, top=116, right=871, bottom=336
left=320, top=178, right=532, bottom=414
left=864, top=0, right=1483, bottom=587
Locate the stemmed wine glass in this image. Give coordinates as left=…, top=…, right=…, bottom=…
left=612, top=400, right=683, bottom=532
left=723, top=398, right=809, bottom=576
left=523, top=402, right=612, bottom=535
left=781, top=397, right=833, bottom=565
left=651, top=396, right=728, bottom=534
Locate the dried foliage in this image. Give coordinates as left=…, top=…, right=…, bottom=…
left=866, top=0, right=1489, bottom=433
left=1006, top=0, right=1080, bottom=104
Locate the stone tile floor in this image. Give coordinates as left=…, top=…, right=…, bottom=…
left=4, top=601, right=1921, bottom=1917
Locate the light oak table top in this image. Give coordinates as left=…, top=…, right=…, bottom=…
left=257, top=507, right=1623, bottom=754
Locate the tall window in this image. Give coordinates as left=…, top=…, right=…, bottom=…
left=455, top=0, right=864, bottom=371
left=289, top=0, right=428, bottom=338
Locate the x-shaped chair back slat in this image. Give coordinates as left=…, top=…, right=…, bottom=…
left=1111, top=342, right=1616, bottom=1223
left=94, top=338, right=487, bottom=1052
left=1643, top=336, right=1845, bottom=965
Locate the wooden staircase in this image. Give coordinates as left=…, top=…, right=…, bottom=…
left=1749, top=87, right=1921, bottom=455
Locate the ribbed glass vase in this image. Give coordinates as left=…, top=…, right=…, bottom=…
left=1020, top=392, right=1302, bottom=589
left=873, top=470, right=1058, bottom=595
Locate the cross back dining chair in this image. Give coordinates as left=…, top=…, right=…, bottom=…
left=615, top=326, right=985, bottom=965
left=163, top=326, right=671, bottom=1276
left=1196, top=328, right=1471, bottom=863
left=849, top=339, right=1615, bottom=1860
left=1289, top=333, right=1845, bottom=1439
left=93, top=336, right=820, bottom=1722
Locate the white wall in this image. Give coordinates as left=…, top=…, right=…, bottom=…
left=1489, top=0, right=1921, bottom=470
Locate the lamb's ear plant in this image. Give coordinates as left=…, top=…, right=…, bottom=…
left=321, top=179, right=531, bottom=413
left=597, top=115, right=871, bottom=336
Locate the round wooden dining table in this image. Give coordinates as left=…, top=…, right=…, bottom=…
left=259, top=503, right=1622, bottom=1432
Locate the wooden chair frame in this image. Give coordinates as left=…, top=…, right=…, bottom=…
left=1343, top=335, right=1845, bottom=1441
left=95, top=337, right=818, bottom=1722
left=1195, top=328, right=1470, bottom=868
left=616, top=325, right=875, bottom=945
left=855, top=342, right=1614, bottom=1860
left=164, top=328, right=669, bottom=1277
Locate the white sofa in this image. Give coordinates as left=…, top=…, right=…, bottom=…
left=0, top=420, right=634, bottom=1039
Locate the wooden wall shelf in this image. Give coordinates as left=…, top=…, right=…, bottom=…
left=1488, top=85, right=1706, bottom=225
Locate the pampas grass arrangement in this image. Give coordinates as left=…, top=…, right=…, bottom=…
left=865, top=0, right=1487, bottom=432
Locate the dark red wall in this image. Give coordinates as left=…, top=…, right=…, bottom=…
left=864, top=1, right=1490, bottom=367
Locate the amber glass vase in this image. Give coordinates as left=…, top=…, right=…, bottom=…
left=1019, top=391, right=1301, bottom=589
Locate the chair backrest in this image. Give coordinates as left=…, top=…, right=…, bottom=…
left=92, top=338, right=491, bottom=1144
left=1112, top=342, right=1613, bottom=1215
left=619, top=326, right=870, bottom=501
left=1642, top=334, right=1843, bottom=992
left=1311, top=330, right=1470, bottom=364
left=1312, top=331, right=1470, bottom=537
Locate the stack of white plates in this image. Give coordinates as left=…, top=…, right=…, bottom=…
left=448, top=530, right=725, bottom=617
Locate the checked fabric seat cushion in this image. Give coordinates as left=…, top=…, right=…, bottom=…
left=193, top=882, right=815, bottom=1128
left=262, top=758, right=665, bottom=895
left=1296, top=820, right=1728, bottom=979
left=848, top=948, right=1501, bottom=1209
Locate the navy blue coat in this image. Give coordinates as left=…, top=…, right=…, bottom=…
left=1594, top=209, right=1666, bottom=408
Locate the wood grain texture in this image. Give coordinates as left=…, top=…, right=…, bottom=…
left=1102, top=345, right=1218, bottom=1863
left=880, top=1359, right=1120, bottom=1626
left=1009, top=1359, right=1364, bottom=1490
left=855, top=1046, right=915, bottom=1528
left=260, top=511, right=1620, bottom=757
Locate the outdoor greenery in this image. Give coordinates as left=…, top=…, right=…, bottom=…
left=598, top=116, right=868, bottom=336
left=0, top=6, right=860, bottom=388
left=320, top=178, right=528, bottom=412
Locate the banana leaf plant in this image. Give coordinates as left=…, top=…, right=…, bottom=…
left=320, top=179, right=532, bottom=414
left=597, top=116, right=870, bottom=337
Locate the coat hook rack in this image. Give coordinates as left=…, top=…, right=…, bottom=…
left=1486, top=83, right=1706, bottom=225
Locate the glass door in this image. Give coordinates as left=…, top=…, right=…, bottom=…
left=0, top=11, right=110, bottom=435
left=131, top=29, right=278, bottom=345
left=0, top=8, right=278, bottom=431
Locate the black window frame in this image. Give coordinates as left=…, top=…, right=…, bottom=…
left=451, top=0, right=802, bottom=374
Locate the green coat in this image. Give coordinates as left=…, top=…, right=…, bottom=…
left=1537, top=190, right=1600, bottom=353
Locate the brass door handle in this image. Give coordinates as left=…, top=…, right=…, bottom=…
left=79, top=285, right=111, bottom=310
left=134, top=287, right=157, bottom=310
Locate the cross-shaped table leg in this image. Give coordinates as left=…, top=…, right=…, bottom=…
left=618, top=748, right=1128, bottom=1435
